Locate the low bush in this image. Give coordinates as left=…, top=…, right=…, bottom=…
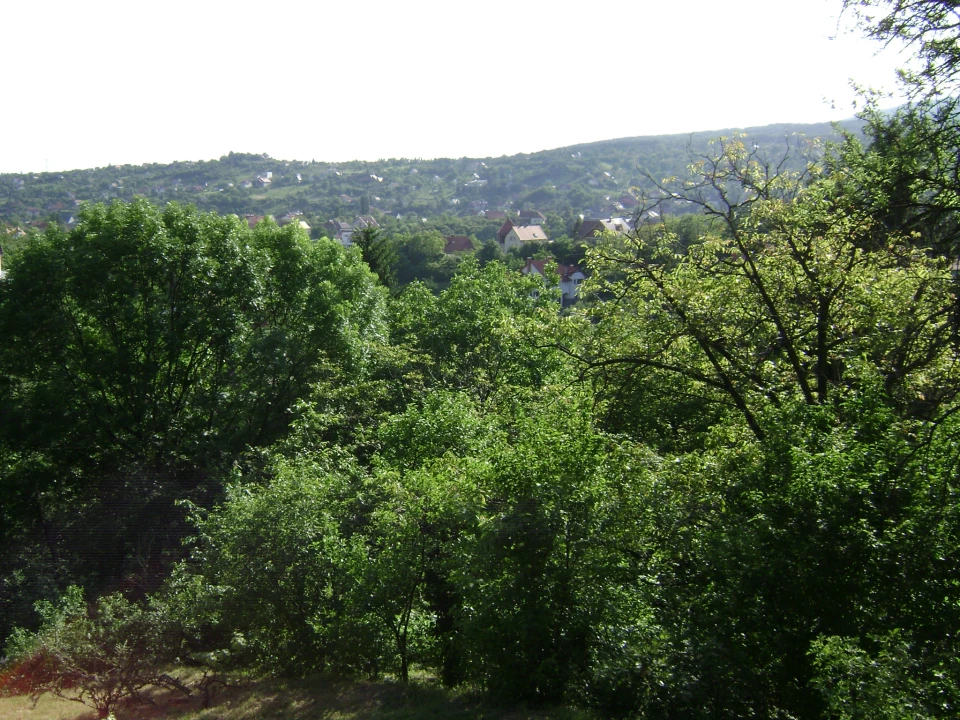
left=1, top=586, right=190, bottom=719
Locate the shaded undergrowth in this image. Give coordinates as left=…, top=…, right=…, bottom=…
left=0, top=672, right=596, bottom=720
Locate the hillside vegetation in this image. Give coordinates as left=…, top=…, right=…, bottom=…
left=5, top=3, right=960, bottom=718
left=0, top=121, right=858, bottom=232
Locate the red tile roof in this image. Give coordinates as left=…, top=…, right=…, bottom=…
left=521, top=259, right=583, bottom=282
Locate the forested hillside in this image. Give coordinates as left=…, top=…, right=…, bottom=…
left=2, top=3, right=960, bottom=719
left=0, top=120, right=857, bottom=232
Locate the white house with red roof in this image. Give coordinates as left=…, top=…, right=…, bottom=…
left=521, top=258, right=586, bottom=304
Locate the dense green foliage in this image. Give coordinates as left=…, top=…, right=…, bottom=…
left=4, top=7, right=960, bottom=718
left=0, top=201, right=386, bottom=640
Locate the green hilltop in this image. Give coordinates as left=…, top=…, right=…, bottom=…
left=0, top=119, right=860, bottom=232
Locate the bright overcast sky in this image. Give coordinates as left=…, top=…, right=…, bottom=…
left=1, top=0, right=910, bottom=174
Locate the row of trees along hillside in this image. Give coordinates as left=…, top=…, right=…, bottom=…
left=4, top=3, right=960, bottom=718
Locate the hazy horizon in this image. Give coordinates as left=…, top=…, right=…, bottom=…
left=2, top=115, right=871, bottom=176
left=1, top=0, right=908, bottom=175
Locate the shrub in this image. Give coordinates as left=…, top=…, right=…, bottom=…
left=0, top=586, right=189, bottom=719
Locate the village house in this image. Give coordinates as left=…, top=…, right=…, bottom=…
left=517, top=209, right=546, bottom=226
left=498, top=220, right=549, bottom=253
left=321, top=216, right=378, bottom=247
left=521, top=258, right=586, bottom=305
left=323, top=219, right=354, bottom=246
left=444, top=235, right=474, bottom=254
left=577, top=216, right=635, bottom=241
left=353, top=215, right=380, bottom=231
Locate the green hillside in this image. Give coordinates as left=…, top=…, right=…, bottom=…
left=0, top=120, right=860, bottom=235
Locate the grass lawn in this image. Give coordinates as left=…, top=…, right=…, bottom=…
left=0, top=673, right=596, bottom=720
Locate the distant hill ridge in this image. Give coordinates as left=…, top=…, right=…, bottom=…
left=0, top=119, right=862, bottom=230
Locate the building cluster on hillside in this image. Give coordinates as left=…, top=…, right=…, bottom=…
left=1, top=149, right=643, bottom=307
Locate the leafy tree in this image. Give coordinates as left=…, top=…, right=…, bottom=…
left=454, top=398, right=652, bottom=705
left=843, top=0, right=960, bottom=93
left=391, top=259, right=562, bottom=403
left=357, top=467, right=466, bottom=684
left=835, top=2, right=960, bottom=257
left=0, top=200, right=387, bottom=639
left=394, top=230, right=445, bottom=286
left=568, top=129, right=960, bottom=718
left=475, top=239, right=501, bottom=266
left=170, top=448, right=473, bottom=684
left=582, top=134, right=954, bottom=447
left=811, top=631, right=959, bottom=720
left=170, top=457, right=377, bottom=676
left=375, top=391, right=493, bottom=471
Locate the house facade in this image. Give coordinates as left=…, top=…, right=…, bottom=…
left=521, top=258, right=586, bottom=305
left=577, top=216, right=635, bottom=240
left=324, top=219, right=354, bottom=246
left=500, top=224, right=548, bottom=253
left=518, top=209, right=546, bottom=226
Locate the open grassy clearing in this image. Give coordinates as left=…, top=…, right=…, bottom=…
left=0, top=673, right=596, bottom=720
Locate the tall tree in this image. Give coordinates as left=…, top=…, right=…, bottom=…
left=0, top=200, right=387, bottom=639
left=353, top=226, right=398, bottom=290
left=838, top=1, right=960, bottom=256
left=844, top=0, right=960, bottom=93
left=581, top=134, right=955, bottom=446
left=572, top=130, right=960, bottom=717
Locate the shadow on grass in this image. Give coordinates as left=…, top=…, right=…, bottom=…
left=142, top=674, right=592, bottom=720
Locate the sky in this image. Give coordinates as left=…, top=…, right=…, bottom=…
left=1, top=0, right=911, bottom=174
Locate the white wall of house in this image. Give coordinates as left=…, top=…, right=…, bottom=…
left=559, top=271, right=585, bottom=301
